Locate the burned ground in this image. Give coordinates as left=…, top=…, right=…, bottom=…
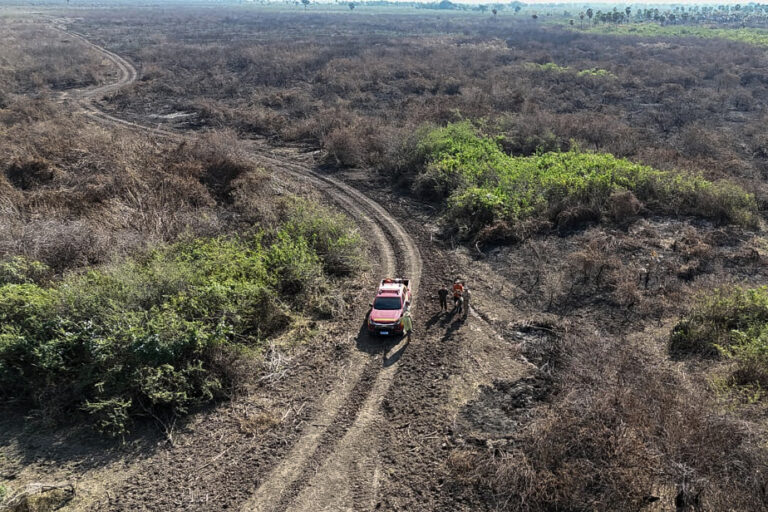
left=2, top=7, right=768, bottom=512
left=66, top=10, right=768, bottom=190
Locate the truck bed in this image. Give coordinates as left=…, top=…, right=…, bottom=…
left=379, top=278, right=409, bottom=288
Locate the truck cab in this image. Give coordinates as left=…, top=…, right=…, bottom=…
left=367, top=278, right=411, bottom=336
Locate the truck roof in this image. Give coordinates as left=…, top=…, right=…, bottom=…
left=376, top=278, right=409, bottom=297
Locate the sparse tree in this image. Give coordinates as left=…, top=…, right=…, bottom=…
left=514, top=5, right=521, bottom=14
left=348, top=2, right=354, bottom=10
left=579, top=11, right=585, bottom=28
left=301, top=0, right=310, bottom=8
left=570, top=19, right=575, bottom=26
left=479, top=4, right=488, bottom=13
left=492, top=8, right=497, bottom=16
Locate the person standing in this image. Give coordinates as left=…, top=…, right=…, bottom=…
left=463, top=287, right=471, bottom=318
left=452, top=279, right=464, bottom=313
left=438, top=286, right=449, bottom=312
left=402, top=307, right=414, bottom=341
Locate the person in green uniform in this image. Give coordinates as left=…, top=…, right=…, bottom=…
left=402, top=307, right=413, bottom=341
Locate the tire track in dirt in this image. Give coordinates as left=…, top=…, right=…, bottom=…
left=53, top=28, right=138, bottom=101
left=241, top=152, right=422, bottom=512
left=264, top=176, right=422, bottom=512
left=52, top=21, right=423, bottom=511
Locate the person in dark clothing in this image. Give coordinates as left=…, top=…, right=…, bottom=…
left=438, top=286, right=449, bottom=312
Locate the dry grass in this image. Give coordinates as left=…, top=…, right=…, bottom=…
left=450, top=333, right=768, bottom=511
left=55, top=9, right=768, bottom=206
left=0, top=21, right=293, bottom=273
left=0, top=96, right=276, bottom=270
left=0, top=20, right=111, bottom=95
left=4, top=10, right=768, bottom=509
left=448, top=220, right=768, bottom=510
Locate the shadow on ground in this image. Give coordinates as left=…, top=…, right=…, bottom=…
left=0, top=408, right=160, bottom=481
left=354, top=314, right=412, bottom=367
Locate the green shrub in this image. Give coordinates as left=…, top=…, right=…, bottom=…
left=0, top=209, right=363, bottom=435
left=670, top=287, right=768, bottom=356
left=406, top=122, right=757, bottom=238
left=280, top=197, right=365, bottom=276
left=82, top=398, right=132, bottom=438
left=725, top=327, right=768, bottom=386
left=525, top=62, right=617, bottom=80
left=0, top=256, right=50, bottom=285
left=582, top=23, right=768, bottom=48
left=671, top=287, right=768, bottom=387
left=266, top=230, right=323, bottom=296
left=576, top=68, right=616, bottom=79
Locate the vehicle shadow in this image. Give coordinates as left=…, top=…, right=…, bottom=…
left=355, top=319, right=393, bottom=357
left=354, top=316, right=410, bottom=367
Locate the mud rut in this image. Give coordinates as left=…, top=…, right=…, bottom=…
left=52, top=23, right=435, bottom=511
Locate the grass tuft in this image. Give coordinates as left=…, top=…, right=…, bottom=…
left=672, top=286, right=768, bottom=387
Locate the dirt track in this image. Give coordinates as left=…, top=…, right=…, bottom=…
left=33, top=21, right=530, bottom=511
left=55, top=22, right=429, bottom=511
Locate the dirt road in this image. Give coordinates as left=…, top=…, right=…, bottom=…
left=54, top=22, right=428, bottom=511
left=38, top=21, right=531, bottom=512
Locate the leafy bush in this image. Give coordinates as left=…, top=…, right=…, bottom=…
left=279, top=197, right=365, bottom=276
left=576, top=68, right=616, bottom=79
left=0, top=256, right=50, bottom=285
left=402, top=122, right=758, bottom=238
left=670, top=287, right=768, bottom=356
left=526, top=62, right=617, bottom=80
left=0, top=215, right=363, bottom=435
left=584, top=23, right=768, bottom=48
left=671, top=287, right=768, bottom=386
left=726, top=327, right=768, bottom=386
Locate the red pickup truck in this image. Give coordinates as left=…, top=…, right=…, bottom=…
left=367, top=278, right=412, bottom=336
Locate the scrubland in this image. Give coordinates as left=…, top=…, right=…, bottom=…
left=3, top=8, right=768, bottom=511
left=0, top=21, right=365, bottom=438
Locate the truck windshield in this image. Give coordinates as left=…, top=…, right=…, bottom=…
left=373, top=296, right=402, bottom=310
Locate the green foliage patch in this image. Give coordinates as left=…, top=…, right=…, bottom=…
left=402, top=122, right=757, bottom=238
left=525, top=62, right=616, bottom=79
left=671, top=286, right=768, bottom=388
left=0, top=201, right=364, bottom=436
left=0, top=256, right=49, bottom=285
left=583, top=23, right=768, bottom=47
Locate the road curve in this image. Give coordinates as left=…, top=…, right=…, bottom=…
left=52, top=21, right=423, bottom=512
